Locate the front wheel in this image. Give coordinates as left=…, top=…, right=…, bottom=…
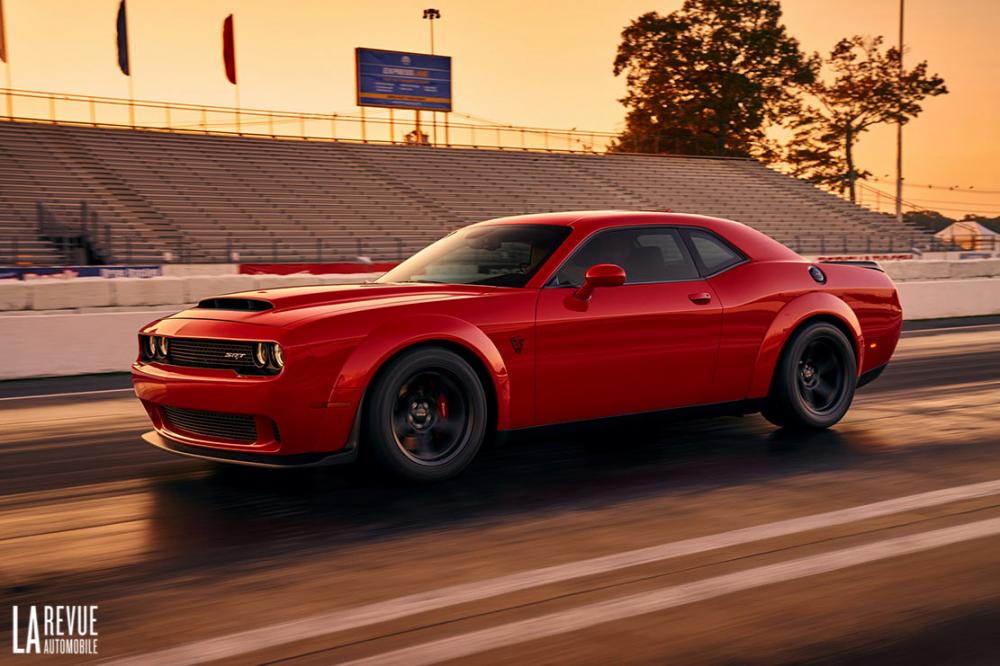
left=761, top=322, right=857, bottom=430
left=365, top=347, right=488, bottom=482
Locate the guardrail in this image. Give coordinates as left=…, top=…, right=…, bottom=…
left=1, top=88, right=618, bottom=153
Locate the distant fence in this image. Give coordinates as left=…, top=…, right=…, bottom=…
left=9, top=202, right=995, bottom=266
left=9, top=226, right=989, bottom=268
left=788, top=234, right=997, bottom=256
left=1, top=88, right=618, bottom=154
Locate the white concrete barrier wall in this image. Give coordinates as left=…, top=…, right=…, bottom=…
left=0, top=277, right=997, bottom=380
left=31, top=279, right=114, bottom=310
left=2, top=309, right=177, bottom=379
left=880, top=258, right=1000, bottom=281
left=0, top=273, right=385, bottom=312
left=896, top=278, right=1000, bottom=321
left=183, top=275, right=258, bottom=302
left=112, top=277, right=186, bottom=307
left=160, top=263, right=240, bottom=277
left=0, top=259, right=998, bottom=314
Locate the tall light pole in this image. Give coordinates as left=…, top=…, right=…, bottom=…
left=895, top=0, right=905, bottom=224
left=423, top=8, right=440, bottom=54
left=421, top=9, right=441, bottom=146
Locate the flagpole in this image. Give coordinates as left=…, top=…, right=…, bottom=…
left=222, top=14, right=239, bottom=136
left=116, top=0, right=134, bottom=127
left=127, top=71, right=134, bottom=128
left=4, top=60, right=11, bottom=120
left=1, top=0, right=11, bottom=120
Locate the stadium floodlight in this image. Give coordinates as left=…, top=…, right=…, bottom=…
left=422, top=8, right=441, bottom=54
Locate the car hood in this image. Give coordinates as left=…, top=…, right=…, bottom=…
left=166, top=282, right=500, bottom=327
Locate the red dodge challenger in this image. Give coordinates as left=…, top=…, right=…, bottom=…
left=133, top=211, right=902, bottom=481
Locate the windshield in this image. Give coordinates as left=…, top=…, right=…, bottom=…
left=378, top=224, right=571, bottom=288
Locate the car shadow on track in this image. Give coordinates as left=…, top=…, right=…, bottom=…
left=139, top=415, right=870, bottom=576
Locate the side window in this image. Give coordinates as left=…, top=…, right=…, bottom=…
left=633, top=231, right=700, bottom=282
left=552, top=227, right=699, bottom=286
left=686, top=229, right=744, bottom=275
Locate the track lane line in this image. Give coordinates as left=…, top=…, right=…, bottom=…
left=105, top=478, right=1000, bottom=666
left=0, top=387, right=134, bottom=402
left=342, top=516, right=1000, bottom=666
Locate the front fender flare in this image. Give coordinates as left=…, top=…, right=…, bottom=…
left=747, top=292, right=864, bottom=399
left=331, top=314, right=512, bottom=430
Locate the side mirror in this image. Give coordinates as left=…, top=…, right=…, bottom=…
left=573, top=263, right=626, bottom=302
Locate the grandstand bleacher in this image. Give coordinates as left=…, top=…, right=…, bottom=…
left=0, top=120, right=933, bottom=265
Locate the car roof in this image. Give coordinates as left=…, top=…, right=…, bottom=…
left=475, top=210, right=801, bottom=262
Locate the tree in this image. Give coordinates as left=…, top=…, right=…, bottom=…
left=786, top=36, right=947, bottom=202
left=611, top=0, right=815, bottom=159
left=902, top=209, right=956, bottom=234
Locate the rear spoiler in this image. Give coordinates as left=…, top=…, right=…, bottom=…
left=819, top=260, right=884, bottom=272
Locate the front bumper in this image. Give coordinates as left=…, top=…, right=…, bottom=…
left=141, top=431, right=357, bottom=468
left=134, top=361, right=362, bottom=458
left=132, top=317, right=363, bottom=463
left=134, top=349, right=365, bottom=460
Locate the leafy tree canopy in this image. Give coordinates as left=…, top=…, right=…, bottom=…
left=786, top=36, right=948, bottom=201
left=612, top=0, right=815, bottom=159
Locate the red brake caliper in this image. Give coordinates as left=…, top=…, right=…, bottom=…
left=437, top=393, right=449, bottom=420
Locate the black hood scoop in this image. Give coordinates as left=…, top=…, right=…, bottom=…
left=196, top=297, right=273, bottom=312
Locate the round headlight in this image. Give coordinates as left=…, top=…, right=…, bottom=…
left=254, top=342, right=268, bottom=367
left=271, top=343, right=284, bottom=369
left=158, top=336, right=169, bottom=358
left=145, top=336, right=157, bottom=359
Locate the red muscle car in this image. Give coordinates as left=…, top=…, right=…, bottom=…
left=133, top=211, right=902, bottom=481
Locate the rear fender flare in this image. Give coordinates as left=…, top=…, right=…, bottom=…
left=748, top=292, right=863, bottom=398
left=331, top=314, right=512, bottom=430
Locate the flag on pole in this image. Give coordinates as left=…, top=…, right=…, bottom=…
left=222, top=14, right=236, bottom=84
left=0, top=0, right=9, bottom=64
left=115, top=0, right=129, bottom=75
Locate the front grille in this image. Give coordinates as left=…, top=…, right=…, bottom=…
left=161, top=405, right=257, bottom=443
left=167, top=338, right=258, bottom=371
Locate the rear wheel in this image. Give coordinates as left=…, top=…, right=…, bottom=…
left=761, top=322, right=857, bottom=430
left=365, top=347, right=488, bottom=482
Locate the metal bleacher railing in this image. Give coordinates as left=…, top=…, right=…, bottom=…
left=0, top=88, right=618, bottom=153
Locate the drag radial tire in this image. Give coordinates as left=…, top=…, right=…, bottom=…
left=365, top=347, right=488, bottom=482
left=761, top=321, right=858, bottom=430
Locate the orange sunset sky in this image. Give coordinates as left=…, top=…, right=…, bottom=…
left=2, top=0, right=998, bottom=217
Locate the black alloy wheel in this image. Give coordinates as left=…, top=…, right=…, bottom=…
left=762, top=321, right=857, bottom=430
left=796, top=337, right=846, bottom=413
left=391, top=369, right=470, bottom=465
left=366, top=347, right=488, bottom=481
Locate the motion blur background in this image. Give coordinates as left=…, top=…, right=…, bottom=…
left=1, top=1, right=999, bottom=664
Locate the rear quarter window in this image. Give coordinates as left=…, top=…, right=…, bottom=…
left=686, top=229, right=745, bottom=275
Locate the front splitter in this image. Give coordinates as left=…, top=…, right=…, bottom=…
left=141, top=431, right=357, bottom=468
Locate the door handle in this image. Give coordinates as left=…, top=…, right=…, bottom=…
left=688, top=292, right=712, bottom=305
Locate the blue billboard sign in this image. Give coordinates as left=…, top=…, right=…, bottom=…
left=355, top=48, right=452, bottom=112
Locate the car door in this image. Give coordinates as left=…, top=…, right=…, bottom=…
left=533, top=226, right=722, bottom=426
